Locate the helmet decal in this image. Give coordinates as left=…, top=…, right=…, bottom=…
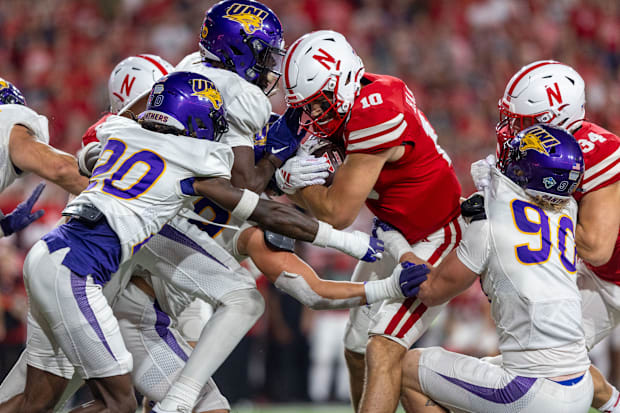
left=546, top=82, right=563, bottom=107
left=519, top=125, right=561, bottom=156
left=223, top=3, right=268, bottom=34
left=190, top=78, right=223, bottom=109
left=313, top=48, right=337, bottom=70
left=0, top=77, right=26, bottom=105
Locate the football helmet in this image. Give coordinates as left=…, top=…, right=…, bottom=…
left=199, top=0, right=285, bottom=95
left=0, top=77, right=26, bottom=105
left=283, top=30, right=365, bottom=138
left=497, top=60, right=585, bottom=147
left=141, top=71, right=228, bottom=141
left=108, top=54, right=173, bottom=114
left=499, top=124, right=584, bottom=205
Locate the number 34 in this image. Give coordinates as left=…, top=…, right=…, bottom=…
left=511, top=199, right=576, bottom=273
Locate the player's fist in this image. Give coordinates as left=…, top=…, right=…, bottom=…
left=397, top=261, right=429, bottom=298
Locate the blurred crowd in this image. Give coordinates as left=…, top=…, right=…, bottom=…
left=1, top=0, right=619, bottom=405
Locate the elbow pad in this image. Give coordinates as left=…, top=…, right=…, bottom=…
left=274, top=271, right=362, bottom=310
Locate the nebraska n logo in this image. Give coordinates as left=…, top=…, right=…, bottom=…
left=120, top=74, right=136, bottom=97
left=313, top=48, right=336, bottom=70
left=546, top=82, right=563, bottom=107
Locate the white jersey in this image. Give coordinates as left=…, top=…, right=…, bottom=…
left=71, top=115, right=233, bottom=263
left=456, top=167, right=589, bottom=377
left=175, top=52, right=271, bottom=148
left=0, top=105, right=49, bottom=191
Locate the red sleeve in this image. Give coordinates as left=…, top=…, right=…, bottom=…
left=574, top=122, right=620, bottom=201
left=343, top=74, right=423, bottom=155
left=82, top=113, right=112, bottom=147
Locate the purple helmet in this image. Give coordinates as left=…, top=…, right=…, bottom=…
left=0, top=78, right=26, bottom=105
left=499, top=124, right=584, bottom=205
left=141, top=71, right=228, bottom=141
left=199, top=0, right=285, bottom=94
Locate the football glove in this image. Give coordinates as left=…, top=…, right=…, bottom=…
left=265, top=108, right=306, bottom=163
left=470, top=154, right=495, bottom=191
left=275, top=155, right=330, bottom=194
left=0, top=183, right=45, bottom=237
left=372, top=217, right=412, bottom=262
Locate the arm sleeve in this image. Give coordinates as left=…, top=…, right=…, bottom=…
left=195, top=142, right=234, bottom=179
left=220, top=89, right=271, bottom=148
left=9, top=106, right=50, bottom=144
left=455, top=219, right=489, bottom=275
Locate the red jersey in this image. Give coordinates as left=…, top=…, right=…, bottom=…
left=574, top=121, right=620, bottom=284
left=82, top=112, right=113, bottom=146
left=342, top=73, right=461, bottom=244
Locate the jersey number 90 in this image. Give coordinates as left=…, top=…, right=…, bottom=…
left=511, top=199, right=576, bottom=273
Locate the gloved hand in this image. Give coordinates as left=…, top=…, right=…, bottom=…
left=396, top=261, right=429, bottom=298
left=0, top=183, right=45, bottom=237
left=77, top=141, right=102, bottom=177
left=372, top=217, right=412, bottom=261
left=275, top=155, right=330, bottom=194
left=266, top=108, right=306, bottom=163
left=470, top=154, right=496, bottom=191
left=360, top=234, right=385, bottom=263
left=364, top=261, right=428, bottom=304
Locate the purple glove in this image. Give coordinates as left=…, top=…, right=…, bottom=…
left=0, top=183, right=45, bottom=237
left=398, top=261, right=429, bottom=297
left=265, top=107, right=306, bottom=162
left=371, top=217, right=399, bottom=237
left=361, top=236, right=384, bottom=262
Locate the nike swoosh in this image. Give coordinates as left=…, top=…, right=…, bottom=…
left=271, top=146, right=289, bottom=154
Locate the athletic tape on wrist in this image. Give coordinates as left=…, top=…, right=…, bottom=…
left=231, top=189, right=260, bottom=221
left=312, top=221, right=333, bottom=247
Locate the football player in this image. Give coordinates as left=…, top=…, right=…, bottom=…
left=0, top=78, right=88, bottom=232
left=400, top=124, right=593, bottom=413
left=277, top=30, right=463, bottom=412
left=8, top=72, right=408, bottom=413
left=485, top=60, right=620, bottom=413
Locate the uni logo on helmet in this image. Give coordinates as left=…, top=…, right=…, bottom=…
left=0, top=80, right=8, bottom=90
left=190, top=78, right=223, bottom=109
left=519, top=125, right=561, bottom=156
left=224, top=3, right=267, bottom=34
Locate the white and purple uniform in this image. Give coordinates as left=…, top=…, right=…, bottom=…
left=0, top=105, right=49, bottom=191
left=416, top=168, right=593, bottom=413
left=23, top=115, right=233, bottom=379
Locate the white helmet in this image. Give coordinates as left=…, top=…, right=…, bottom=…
left=108, top=54, right=173, bottom=114
left=497, top=60, right=585, bottom=146
left=283, top=30, right=365, bottom=137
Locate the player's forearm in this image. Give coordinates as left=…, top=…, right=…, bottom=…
left=37, top=153, right=89, bottom=195
left=231, top=155, right=278, bottom=193
left=299, top=185, right=356, bottom=229
left=576, top=222, right=614, bottom=266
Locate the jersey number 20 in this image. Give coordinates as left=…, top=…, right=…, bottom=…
left=87, top=139, right=166, bottom=199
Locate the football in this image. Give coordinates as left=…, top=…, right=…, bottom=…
left=310, top=139, right=346, bottom=186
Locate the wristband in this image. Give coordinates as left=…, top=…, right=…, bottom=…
left=364, top=278, right=401, bottom=304
left=312, top=221, right=332, bottom=247
left=231, top=189, right=260, bottom=221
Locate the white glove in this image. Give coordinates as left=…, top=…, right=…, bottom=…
left=470, top=154, right=496, bottom=191
left=275, top=154, right=330, bottom=195
left=77, top=141, right=102, bottom=177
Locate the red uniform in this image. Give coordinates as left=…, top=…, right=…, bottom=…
left=342, top=73, right=462, bottom=244
left=341, top=74, right=463, bottom=352
left=82, top=113, right=113, bottom=146
left=574, top=121, right=620, bottom=285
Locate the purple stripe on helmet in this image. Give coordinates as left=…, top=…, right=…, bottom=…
left=70, top=272, right=117, bottom=360
left=159, top=224, right=228, bottom=269
left=153, top=300, right=189, bottom=362
left=438, top=373, right=537, bottom=404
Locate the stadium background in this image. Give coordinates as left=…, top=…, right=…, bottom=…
left=0, top=0, right=619, bottom=411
